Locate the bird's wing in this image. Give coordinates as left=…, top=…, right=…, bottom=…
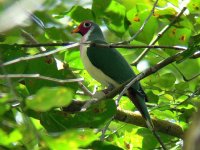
left=87, top=40, right=147, bottom=100
left=87, top=40, right=135, bottom=84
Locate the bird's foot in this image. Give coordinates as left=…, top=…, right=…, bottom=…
left=81, top=85, right=114, bottom=111
left=81, top=99, right=98, bottom=112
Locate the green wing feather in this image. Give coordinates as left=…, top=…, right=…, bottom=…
left=87, top=41, right=135, bottom=84
left=87, top=40, right=152, bottom=124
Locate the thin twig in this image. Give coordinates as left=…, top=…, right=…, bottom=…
left=191, top=51, right=200, bottom=59
left=1, top=43, right=79, bottom=66
left=77, top=82, right=93, bottom=96
left=21, top=29, right=46, bottom=52
left=16, top=42, right=76, bottom=48
left=100, top=116, right=115, bottom=141
left=152, top=130, right=167, bottom=150
left=131, top=7, right=187, bottom=65
left=92, top=43, right=186, bottom=51
left=0, top=74, right=83, bottom=83
left=1, top=42, right=187, bottom=51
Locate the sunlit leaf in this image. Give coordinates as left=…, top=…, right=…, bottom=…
left=92, top=0, right=128, bottom=37
left=24, top=57, right=78, bottom=94
left=188, top=0, right=200, bottom=14
left=126, top=5, right=158, bottom=44
left=43, top=129, right=97, bottom=149
left=176, top=34, right=200, bottom=63
left=156, top=73, right=176, bottom=89
left=0, top=129, right=22, bottom=147
left=86, top=140, right=123, bottom=150
left=65, top=5, right=94, bottom=22
left=40, top=99, right=116, bottom=132
left=158, top=27, right=191, bottom=55
left=26, top=87, right=74, bottom=112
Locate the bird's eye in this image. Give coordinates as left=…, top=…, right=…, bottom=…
left=83, top=22, right=91, bottom=28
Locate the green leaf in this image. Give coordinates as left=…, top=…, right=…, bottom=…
left=0, top=104, right=10, bottom=115
left=156, top=73, right=176, bottom=89
left=43, top=129, right=98, bottom=149
left=118, top=128, right=159, bottom=150
left=119, top=97, right=134, bottom=110
left=152, top=110, right=176, bottom=120
left=0, top=44, right=27, bottom=74
left=15, top=83, right=30, bottom=98
left=176, top=34, right=200, bottom=63
left=45, top=27, right=68, bottom=41
left=0, top=34, right=6, bottom=42
left=158, top=27, right=191, bottom=55
left=26, top=87, right=74, bottom=112
left=175, top=82, right=189, bottom=91
left=188, top=0, right=200, bottom=14
left=92, top=0, right=128, bottom=37
left=177, top=104, right=196, bottom=121
left=40, top=99, right=116, bottom=132
left=126, top=5, right=158, bottom=44
left=65, top=5, right=94, bottom=22
left=65, top=50, right=84, bottom=70
left=86, top=140, right=123, bottom=150
left=0, top=129, right=22, bottom=147
left=146, top=91, right=159, bottom=104
left=24, top=57, right=78, bottom=94
left=71, top=99, right=116, bottom=128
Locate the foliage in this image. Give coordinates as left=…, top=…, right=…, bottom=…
left=0, top=0, right=200, bottom=149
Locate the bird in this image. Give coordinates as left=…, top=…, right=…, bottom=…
left=72, top=20, right=154, bottom=130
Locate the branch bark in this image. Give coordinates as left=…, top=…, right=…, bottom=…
left=1, top=42, right=187, bottom=50
left=116, top=108, right=184, bottom=139
left=63, top=100, right=184, bottom=139
left=1, top=43, right=79, bottom=66
left=0, top=74, right=83, bottom=83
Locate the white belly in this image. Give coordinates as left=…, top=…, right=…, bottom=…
left=80, top=45, right=118, bottom=87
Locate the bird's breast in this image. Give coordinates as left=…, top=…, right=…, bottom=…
left=80, top=45, right=118, bottom=87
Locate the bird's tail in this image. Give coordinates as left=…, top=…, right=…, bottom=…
left=127, top=88, right=154, bottom=130
left=128, top=88, right=167, bottom=149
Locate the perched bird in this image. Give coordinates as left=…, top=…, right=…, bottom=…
left=72, top=20, right=153, bottom=129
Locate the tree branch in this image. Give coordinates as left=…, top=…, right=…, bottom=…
left=0, top=74, right=83, bottom=84
left=191, top=51, right=200, bottom=59
left=14, top=42, right=76, bottom=48
left=1, top=43, right=79, bottom=66
left=63, top=100, right=184, bottom=139
left=1, top=42, right=187, bottom=50
left=116, top=108, right=184, bottom=139
left=131, top=7, right=187, bottom=65
left=91, top=43, right=186, bottom=51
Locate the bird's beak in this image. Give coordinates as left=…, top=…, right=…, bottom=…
left=71, top=26, right=80, bottom=33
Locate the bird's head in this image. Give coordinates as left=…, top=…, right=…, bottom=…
left=72, top=20, right=105, bottom=41
left=72, top=20, right=94, bottom=36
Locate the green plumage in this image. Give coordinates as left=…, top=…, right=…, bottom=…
left=76, top=21, right=153, bottom=128
left=87, top=40, right=135, bottom=85
left=87, top=40, right=151, bottom=123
